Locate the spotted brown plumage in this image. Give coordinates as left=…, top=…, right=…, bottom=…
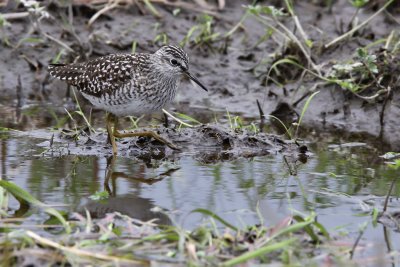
left=48, top=45, right=209, bottom=154
left=48, top=54, right=143, bottom=98
left=48, top=46, right=208, bottom=116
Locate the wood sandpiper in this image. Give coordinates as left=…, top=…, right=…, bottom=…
left=48, top=45, right=208, bottom=155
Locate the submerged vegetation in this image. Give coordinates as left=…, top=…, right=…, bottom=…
left=0, top=179, right=389, bottom=266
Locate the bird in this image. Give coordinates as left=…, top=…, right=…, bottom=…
left=48, top=45, right=208, bottom=155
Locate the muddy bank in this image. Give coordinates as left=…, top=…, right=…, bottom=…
left=1, top=0, right=399, bottom=150
left=12, top=124, right=306, bottom=163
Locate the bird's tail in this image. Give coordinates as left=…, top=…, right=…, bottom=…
left=48, top=63, right=85, bottom=86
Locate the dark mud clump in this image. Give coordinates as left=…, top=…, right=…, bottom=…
left=11, top=122, right=308, bottom=167
left=23, top=124, right=304, bottom=163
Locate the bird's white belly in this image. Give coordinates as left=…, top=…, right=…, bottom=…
left=82, top=92, right=174, bottom=117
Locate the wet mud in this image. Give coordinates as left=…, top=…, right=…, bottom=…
left=14, top=123, right=304, bottom=163
left=2, top=2, right=400, bottom=265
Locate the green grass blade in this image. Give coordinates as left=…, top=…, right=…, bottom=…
left=371, top=207, right=379, bottom=227
left=173, top=112, right=202, bottom=125
left=141, top=232, right=180, bottom=242
left=267, top=58, right=302, bottom=82
left=225, top=11, right=249, bottom=37
left=295, top=91, right=319, bottom=137
left=180, top=25, right=199, bottom=47
left=143, top=0, right=161, bottom=18
left=267, top=114, right=292, bottom=139
left=45, top=208, right=71, bottom=233
left=131, top=40, right=137, bottom=54
left=17, top=37, right=44, bottom=48
left=293, top=215, right=319, bottom=242
left=226, top=108, right=233, bottom=129
left=52, top=49, right=64, bottom=64
left=191, top=208, right=238, bottom=231
left=267, top=58, right=328, bottom=83
left=284, top=0, right=294, bottom=15
left=270, top=220, right=313, bottom=240
left=0, top=180, right=45, bottom=207
left=313, top=221, right=330, bottom=239
left=162, top=109, right=194, bottom=128
left=221, top=238, right=297, bottom=266
left=71, top=89, right=94, bottom=133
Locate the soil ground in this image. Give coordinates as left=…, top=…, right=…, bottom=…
left=1, top=0, right=400, bottom=151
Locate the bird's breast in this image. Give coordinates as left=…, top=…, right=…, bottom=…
left=81, top=77, right=180, bottom=117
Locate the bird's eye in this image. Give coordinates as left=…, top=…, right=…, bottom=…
left=170, top=59, right=178, bottom=66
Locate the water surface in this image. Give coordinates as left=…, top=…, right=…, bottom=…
left=1, top=134, right=399, bottom=259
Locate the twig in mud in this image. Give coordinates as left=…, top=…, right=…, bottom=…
left=293, top=92, right=311, bottom=108
left=1, top=12, right=29, bottom=20
left=283, top=155, right=296, bottom=176
left=163, top=112, right=169, bottom=128
left=142, top=0, right=162, bottom=18
left=256, top=100, right=265, bottom=133
left=76, top=0, right=221, bottom=11
left=292, top=83, right=322, bottom=108
left=292, top=69, right=308, bottom=95
left=350, top=88, right=388, bottom=101
left=383, top=175, right=397, bottom=213
left=16, top=75, right=23, bottom=109
left=384, top=10, right=400, bottom=26
left=87, top=0, right=220, bottom=26
left=379, top=86, right=392, bottom=139
left=284, top=0, right=311, bottom=50
left=382, top=225, right=394, bottom=262
left=57, top=3, right=91, bottom=60
left=325, top=0, right=395, bottom=48
left=25, top=230, right=147, bottom=264
left=16, top=75, right=23, bottom=122
left=31, top=15, right=75, bottom=53
left=149, top=0, right=219, bottom=16
left=43, top=31, right=75, bottom=53
left=88, top=0, right=122, bottom=27
left=19, top=1, right=75, bottom=53
left=50, top=133, right=54, bottom=148
left=162, top=109, right=195, bottom=128
left=275, top=19, right=321, bottom=76
left=349, top=223, right=367, bottom=260
left=248, top=9, right=321, bottom=76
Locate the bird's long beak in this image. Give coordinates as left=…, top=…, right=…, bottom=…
left=185, top=71, right=208, bottom=92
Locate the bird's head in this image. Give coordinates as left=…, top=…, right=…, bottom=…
left=153, top=45, right=208, bottom=91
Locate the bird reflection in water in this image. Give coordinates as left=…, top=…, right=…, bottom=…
left=82, top=157, right=179, bottom=226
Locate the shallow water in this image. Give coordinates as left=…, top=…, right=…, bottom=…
left=1, top=133, right=399, bottom=260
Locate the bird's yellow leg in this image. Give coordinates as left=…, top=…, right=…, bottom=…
left=113, top=127, right=180, bottom=150
left=106, top=113, right=118, bottom=155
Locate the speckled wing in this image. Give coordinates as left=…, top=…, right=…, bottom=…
left=48, top=54, right=148, bottom=97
